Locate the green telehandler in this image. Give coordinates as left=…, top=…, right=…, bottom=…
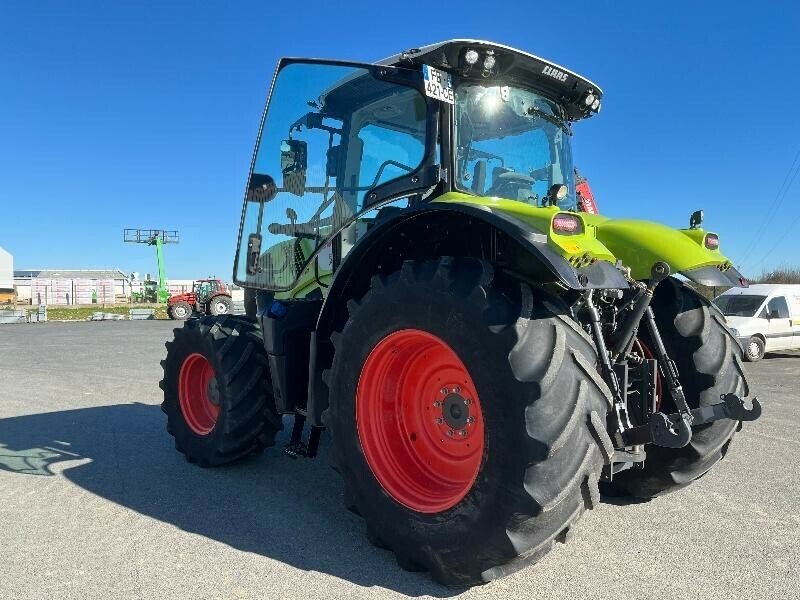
left=160, top=40, right=760, bottom=586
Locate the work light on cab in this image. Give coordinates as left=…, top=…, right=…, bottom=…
left=483, top=50, right=496, bottom=71
left=464, top=49, right=479, bottom=65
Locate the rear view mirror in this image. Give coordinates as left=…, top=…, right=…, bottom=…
left=326, top=145, right=340, bottom=177
left=246, top=173, right=277, bottom=203
left=281, top=139, right=307, bottom=196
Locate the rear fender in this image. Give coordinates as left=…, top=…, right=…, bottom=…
left=306, top=203, right=628, bottom=427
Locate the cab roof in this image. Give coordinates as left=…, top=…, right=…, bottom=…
left=380, top=39, right=603, bottom=121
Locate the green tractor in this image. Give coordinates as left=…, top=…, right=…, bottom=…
left=161, top=40, right=761, bottom=586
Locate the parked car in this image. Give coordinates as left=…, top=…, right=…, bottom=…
left=714, top=284, right=800, bottom=361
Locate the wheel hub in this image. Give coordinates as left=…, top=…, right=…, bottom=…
left=439, top=390, right=473, bottom=432
left=356, top=329, right=485, bottom=514
left=207, top=378, right=221, bottom=406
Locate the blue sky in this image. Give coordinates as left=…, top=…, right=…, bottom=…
left=1, top=1, right=798, bottom=279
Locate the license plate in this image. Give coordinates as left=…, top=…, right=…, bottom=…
left=422, top=64, right=454, bottom=104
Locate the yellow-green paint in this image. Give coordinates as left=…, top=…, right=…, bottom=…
left=278, top=192, right=736, bottom=297
left=273, top=238, right=333, bottom=300
left=277, top=264, right=332, bottom=299
left=435, top=193, right=734, bottom=281
left=434, top=193, right=616, bottom=265
left=586, top=218, right=726, bottom=279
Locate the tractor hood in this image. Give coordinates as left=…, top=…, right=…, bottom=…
left=585, top=216, right=747, bottom=287
left=168, top=292, right=193, bottom=304
left=434, top=194, right=747, bottom=288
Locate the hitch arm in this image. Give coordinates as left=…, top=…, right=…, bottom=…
left=621, top=393, right=761, bottom=448
left=694, top=393, right=762, bottom=426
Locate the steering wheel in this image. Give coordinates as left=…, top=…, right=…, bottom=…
left=486, top=171, right=535, bottom=200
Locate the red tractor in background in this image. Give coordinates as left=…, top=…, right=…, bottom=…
left=167, top=278, right=233, bottom=320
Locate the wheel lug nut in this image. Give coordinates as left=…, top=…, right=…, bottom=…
left=466, top=416, right=475, bottom=424
left=463, top=398, right=472, bottom=405
left=447, top=429, right=455, bottom=437
left=440, top=387, right=448, bottom=395
left=433, top=400, right=442, bottom=407
left=436, top=417, right=444, bottom=425
left=454, top=386, right=461, bottom=393
left=459, top=429, right=467, bottom=437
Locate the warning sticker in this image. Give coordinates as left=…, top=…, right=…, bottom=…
left=422, top=64, right=454, bottom=104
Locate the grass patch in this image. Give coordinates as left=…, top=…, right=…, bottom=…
left=27, top=304, right=169, bottom=321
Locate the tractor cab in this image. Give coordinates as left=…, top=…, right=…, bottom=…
left=193, top=278, right=227, bottom=303
left=234, top=40, right=607, bottom=294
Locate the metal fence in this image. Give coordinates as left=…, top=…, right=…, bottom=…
left=0, top=310, right=26, bottom=324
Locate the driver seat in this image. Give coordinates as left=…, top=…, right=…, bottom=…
left=471, top=160, right=487, bottom=195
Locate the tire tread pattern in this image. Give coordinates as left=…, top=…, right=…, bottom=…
left=161, top=315, right=282, bottom=467
left=611, top=278, right=751, bottom=498
left=325, top=257, right=614, bottom=586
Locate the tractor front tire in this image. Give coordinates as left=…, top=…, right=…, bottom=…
left=209, top=295, right=233, bottom=316
left=160, top=315, right=282, bottom=467
left=168, top=301, right=193, bottom=320
left=609, top=278, right=751, bottom=498
left=325, top=258, right=614, bottom=586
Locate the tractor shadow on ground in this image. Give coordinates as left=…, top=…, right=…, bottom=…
left=0, top=403, right=455, bottom=597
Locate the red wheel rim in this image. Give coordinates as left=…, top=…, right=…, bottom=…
left=356, top=329, right=485, bottom=513
left=178, top=353, right=220, bottom=435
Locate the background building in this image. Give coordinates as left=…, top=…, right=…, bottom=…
left=14, top=269, right=131, bottom=305
left=13, top=269, right=229, bottom=305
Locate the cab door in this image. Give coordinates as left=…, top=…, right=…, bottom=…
left=233, top=59, right=436, bottom=293
left=763, top=295, right=794, bottom=351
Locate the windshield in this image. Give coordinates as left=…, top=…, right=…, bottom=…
left=454, top=84, right=576, bottom=210
left=713, top=295, right=767, bottom=317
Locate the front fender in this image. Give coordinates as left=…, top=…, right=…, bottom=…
left=589, top=218, right=747, bottom=287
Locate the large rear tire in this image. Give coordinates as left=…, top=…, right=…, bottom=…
left=324, top=258, right=614, bottom=586
left=160, top=315, right=282, bottom=466
left=609, top=278, right=750, bottom=498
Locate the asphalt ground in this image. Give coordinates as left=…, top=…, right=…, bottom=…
left=0, top=321, right=797, bottom=600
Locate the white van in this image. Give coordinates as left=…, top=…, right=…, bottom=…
left=713, top=284, right=800, bottom=361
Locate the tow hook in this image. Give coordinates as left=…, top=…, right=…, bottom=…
left=622, top=393, right=762, bottom=448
